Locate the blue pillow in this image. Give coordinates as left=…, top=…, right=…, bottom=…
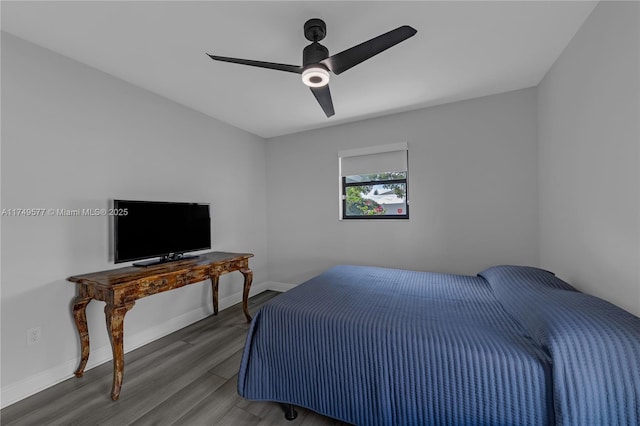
left=478, top=265, right=576, bottom=292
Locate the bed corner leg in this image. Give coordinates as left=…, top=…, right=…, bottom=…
left=282, top=403, right=298, bottom=421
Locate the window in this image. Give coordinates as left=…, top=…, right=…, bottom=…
left=338, top=143, right=409, bottom=219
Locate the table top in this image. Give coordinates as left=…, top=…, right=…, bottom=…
left=68, top=251, right=253, bottom=287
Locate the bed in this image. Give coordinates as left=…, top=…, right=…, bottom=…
left=237, top=265, right=640, bottom=425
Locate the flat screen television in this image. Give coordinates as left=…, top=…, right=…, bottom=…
left=113, top=199, right=211, bottom=267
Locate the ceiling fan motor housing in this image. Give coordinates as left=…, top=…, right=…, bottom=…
left=303, top=42, right=329, bottom=66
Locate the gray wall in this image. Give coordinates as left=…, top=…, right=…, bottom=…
left=538, top=1, right=640, bottom=316
left=266, top=88, right=539, bottom=284
left=1, top=33, right=268, bottom=403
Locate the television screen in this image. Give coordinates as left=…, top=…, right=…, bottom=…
left=114, top=200, right=211, bottom=265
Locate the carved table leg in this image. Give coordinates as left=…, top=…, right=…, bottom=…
left=211, top=274, right=220, bottom=315
left=72, top=294, right=92, bottom=377
left=105, top=301, right=134, bottom=401
left=240, top=267, right=253, bottom=322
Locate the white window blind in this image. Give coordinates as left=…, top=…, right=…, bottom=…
left=339, top=142, right=408, bottom=176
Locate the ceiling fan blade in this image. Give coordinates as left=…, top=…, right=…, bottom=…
left=321, top=25, right=417, bottom=75
left=310, top=85, right=335, bottom=117
left=207, top=54, right=303, bottom=74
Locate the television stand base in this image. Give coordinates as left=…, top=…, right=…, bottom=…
left=133, top=254, right=199, bottom=267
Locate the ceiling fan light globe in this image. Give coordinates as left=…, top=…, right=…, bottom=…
left=302, top=67, right=330, bottom=87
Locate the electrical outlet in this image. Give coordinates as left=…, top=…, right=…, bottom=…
left=27, top=326, right=41, bottom=345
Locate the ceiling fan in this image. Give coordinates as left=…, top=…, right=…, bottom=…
left=207, top=19, right=417, bottom=118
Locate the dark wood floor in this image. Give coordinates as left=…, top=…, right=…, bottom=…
left=1, top=291, right=348, bottom=425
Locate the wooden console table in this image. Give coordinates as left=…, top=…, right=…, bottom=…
left=68, top=251, right=253, bottom=400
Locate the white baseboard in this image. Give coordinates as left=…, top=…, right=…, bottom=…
left=0, top=281, right=293, bottom=409
left=260, top=281, right=297, bottom=293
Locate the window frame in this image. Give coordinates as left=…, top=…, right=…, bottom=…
left=341, top=174, right=409, bottom=220
left=338, top=143, right=409, bottom=221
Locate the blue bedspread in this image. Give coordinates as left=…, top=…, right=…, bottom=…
left=480, top=266, right=640, bottom=426
left=238, top=265, right=640, bottom=425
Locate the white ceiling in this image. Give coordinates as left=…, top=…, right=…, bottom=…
left=1, top=1, right=597, bottom=138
